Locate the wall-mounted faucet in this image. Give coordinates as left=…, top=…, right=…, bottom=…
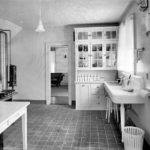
left=127, top=75, right=131, bottom=85
left=118, top=76, right=125, bottom=86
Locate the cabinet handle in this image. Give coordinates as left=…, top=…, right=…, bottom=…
left=82, top=84, right=85, bottom=87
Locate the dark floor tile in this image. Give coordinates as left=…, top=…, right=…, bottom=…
left=2, top=104, right=124, bottom=150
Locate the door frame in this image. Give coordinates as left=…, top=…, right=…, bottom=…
left=45, top=42, right=71, bottom=105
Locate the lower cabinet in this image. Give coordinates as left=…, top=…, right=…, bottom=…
left=76, top=83, right=106, bottom=110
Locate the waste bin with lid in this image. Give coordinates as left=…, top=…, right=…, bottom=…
left=123, top=126, right=145, bottom=150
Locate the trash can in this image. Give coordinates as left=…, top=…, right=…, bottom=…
left=123, top=126, right=145, bottom=150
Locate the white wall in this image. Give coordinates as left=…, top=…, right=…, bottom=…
left=55, top=47, right=68, bottom=73
left=118, top=2, right=150, bottom=144
left=10, top=26, right=74, bottom=101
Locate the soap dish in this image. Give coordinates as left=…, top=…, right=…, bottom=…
left=123, top=87, right=134, bottom=92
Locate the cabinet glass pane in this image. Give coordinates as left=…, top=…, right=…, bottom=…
left=105, top=31, right=117, bottom=39
left=106, top=43, right=117, bottom=67
left=106, top=31, right=111, bottom=39
left=97, top=60, right=103, bottom=67
left=78, top=44, right=89, bottom=68
left=92, top=31, right=102, bottom=39
left=92, top=44, right=103, bottom=68
left=112, top=31, right=117, bottom=39
left=78, top=32, right=88, bottom=40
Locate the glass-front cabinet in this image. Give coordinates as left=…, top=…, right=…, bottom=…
left=77, top=32, right=89, bottom=40
left=75, top=26, right=118, bottom=110
left=75, top=26, right=118, bottom=70
left=77, top=43, right=90, bottom=69
left=91, top=43, right=103, bottom=68
left=105, top=42, right=117, bottom=68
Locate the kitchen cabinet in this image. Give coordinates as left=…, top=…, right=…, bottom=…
left=75, top=27, right=118, bottom=70
left=76, top=83, right=106, bottom=110
left=76, top=84, right=90, bottom=109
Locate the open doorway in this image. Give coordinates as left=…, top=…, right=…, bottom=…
left=50, top=46, right=68, bottom=104
left=45, top=42, right=71, bottom=105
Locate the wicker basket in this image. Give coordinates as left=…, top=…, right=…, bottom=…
left=123, top=126, right=145, bottom=150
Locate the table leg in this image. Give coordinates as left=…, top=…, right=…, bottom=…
left=120, top=104, right=125, bottom=142
left=22, top=109, right=27, bottom=150
left=0, top=134, right=3, bottom=150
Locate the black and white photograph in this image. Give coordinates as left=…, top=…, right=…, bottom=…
left=0, top=0, right=150, bottom=150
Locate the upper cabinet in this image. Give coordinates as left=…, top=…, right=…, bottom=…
left=75, top=27, right=118, bottom=70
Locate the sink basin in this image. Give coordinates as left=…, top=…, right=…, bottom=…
left=106, top=81, right=120, bottom=86
left=104, top=81, right=148, bottom=104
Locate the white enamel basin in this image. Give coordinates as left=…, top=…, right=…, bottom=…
left=104, top=81, right=148, bottom=104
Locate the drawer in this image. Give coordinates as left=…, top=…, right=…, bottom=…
left=91, top=89, right=104, bottom=95
left=91, top=84, right=104, bottom=90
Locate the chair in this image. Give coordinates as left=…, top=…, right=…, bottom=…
left=51, top=73, right=64, bottom=87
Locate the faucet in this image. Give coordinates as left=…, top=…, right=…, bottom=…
left=118, top=76, right=125, bottom=85
left=127, top=75, right=131, bottom=86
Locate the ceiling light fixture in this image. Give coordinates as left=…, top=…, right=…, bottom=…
left=35, top=0, right=45, bottom=32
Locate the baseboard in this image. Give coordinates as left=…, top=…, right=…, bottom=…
left=13, top=99, right=46, bottom=104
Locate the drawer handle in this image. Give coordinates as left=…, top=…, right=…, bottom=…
left=82, top=85, right=85, bottom=87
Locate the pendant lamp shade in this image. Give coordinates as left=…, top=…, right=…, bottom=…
left=35, top=19, right=45, bottom=32
left=35, top=0, right=45, bottom=32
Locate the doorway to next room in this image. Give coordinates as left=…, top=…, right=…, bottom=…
left=50, top=45, right=69, bottom=105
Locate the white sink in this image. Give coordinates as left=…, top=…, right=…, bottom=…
left=104, top=81, right=148, bottom=104
left=106, top=81, right=120, bottom=86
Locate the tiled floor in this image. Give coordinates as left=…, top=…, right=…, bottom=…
left=2, top=103, right=124, bottom=150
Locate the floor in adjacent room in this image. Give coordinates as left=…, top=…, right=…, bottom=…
left=2, top=103, right=124, bottom=150
left=51, top=85, right=68, bottom=97
left=51, top=85, right=68, bottom=105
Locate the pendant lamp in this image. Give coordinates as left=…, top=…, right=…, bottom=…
left=35, top=0, right=45, bottom=32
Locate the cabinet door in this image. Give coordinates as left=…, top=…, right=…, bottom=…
left=91, top=30, right=103, bottom=40
left=76, top=43, right=90, bottom=70
left=104, top=29, right=117, bottom=40
left=75, top=31, right=89, bottom=41
left=91, top=43, right=104, bottom=69
left=104, top=42, right=117, bottom=68
left=76, top=84, right=90, bottom=107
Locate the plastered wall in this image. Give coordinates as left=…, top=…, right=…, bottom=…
left=10, top=26, right=74, bottom=101
left=118, top=1, right=150, bottom=144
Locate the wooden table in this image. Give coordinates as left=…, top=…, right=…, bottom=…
left=0, top=101, right=30, bottom=150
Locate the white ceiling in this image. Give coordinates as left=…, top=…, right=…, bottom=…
left=0, top=0, right=134, bottom=29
